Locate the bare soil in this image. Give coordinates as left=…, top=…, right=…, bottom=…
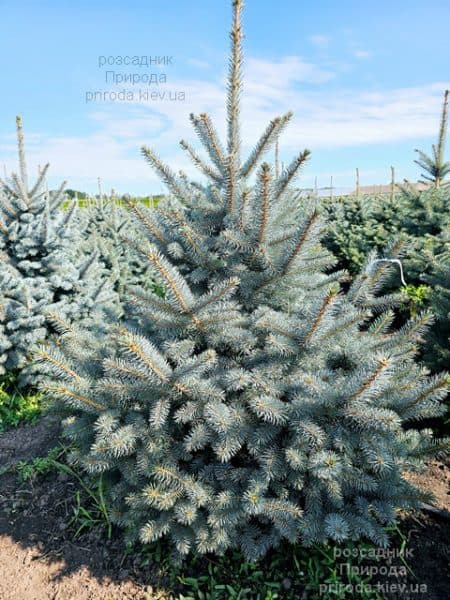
left=0, top=417, right=158, bottom=599
left=404, top=460, right=450, bottom=510
left=0, top=418, right=449, bottom=600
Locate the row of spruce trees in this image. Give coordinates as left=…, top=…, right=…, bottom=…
left=325, top=89, right=450, bottom=372
left=0, top=0, right=448, bottom=562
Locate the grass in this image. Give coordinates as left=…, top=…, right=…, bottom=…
left=52, top=460, right=113, bottom=539
left=10, top=444, right=113, bottom=539
left=16, top=446, right=61, bottom=482
left=0, top=373, right=41, bottom=432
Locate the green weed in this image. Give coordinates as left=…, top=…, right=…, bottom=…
left=0, top=373, right=41, bottom=432
left=133, top=537, right=396, bottom=599
left=16, top=447, right=61, bottom=481
left=52, top=461, right=112, bottom=539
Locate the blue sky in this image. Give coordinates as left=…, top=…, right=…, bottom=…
left=0, top=0, right=449, bottom=195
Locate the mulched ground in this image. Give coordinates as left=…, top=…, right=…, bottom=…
left=0, top=417, right=448, bottom=600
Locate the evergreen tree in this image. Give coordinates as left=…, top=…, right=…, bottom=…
left=325, top=90, right=449, bottom=276
left=421, top=230, right=450, bottom=371
left=80, top=195, right=162, bottom=299
left=36, top=0, right=448, bottom=561
left=324, top=91, right=450, bottom=372
left=0, top=117, right=118, bottom=382
left=324, top=185, right=449, bottom=279
left=323, top=191, right=407, bottom=275
left=414, top=89, right=449, bottom=187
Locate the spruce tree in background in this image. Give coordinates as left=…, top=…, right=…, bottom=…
left=414, top=89, right=449, bottom=187
left=36, top=0, right=448, bottom=561
left=422, top=231, right=450, bottom=371
left=80, top=196, right=161, bottom=299
left=324, top=89, right=450, bottom=373
left=0, top=117, right=118, bottom=382
left=325, top=90, right=450, bottom=276
left=324, top=184, right=449, bottom=279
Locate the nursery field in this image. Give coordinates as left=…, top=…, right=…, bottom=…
left=1, top=156, right=448, bottom=600
left=1, top=1, right=449, bottom=599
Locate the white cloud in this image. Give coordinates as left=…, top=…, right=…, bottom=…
left=309, top=35, right=331, bottom=48
left=245, top=56, right=336, bottom=87
left=281, top=83, right=450, bottom=148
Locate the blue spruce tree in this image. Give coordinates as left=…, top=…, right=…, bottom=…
left=80, top=194, right=161, bottom=299
left=0, top=117, right=118, bottom=382
left=324, top=89, right=450, bottom=373
left=414, top=89, right=449, bottom=188
left=422, top=230, right=450, bottom=371
left=36, top=0, right=448, bottom=561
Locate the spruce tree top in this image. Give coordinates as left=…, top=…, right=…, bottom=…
left=414, top=89, right=449, bottom=187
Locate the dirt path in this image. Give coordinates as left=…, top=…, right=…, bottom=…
left=0, top=535, right=147, bottom=600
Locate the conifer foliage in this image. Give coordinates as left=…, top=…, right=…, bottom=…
left=0, top=117, right=118, bottom=381
left=323, top=90, right=450, bottom=373
left=80, top=196, right=157, bottom=299
left=422, top=231, right=450, bottom=371
left=414, top=89, right=449, bottom=187
left=37, top=1, right=449, bottom=560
